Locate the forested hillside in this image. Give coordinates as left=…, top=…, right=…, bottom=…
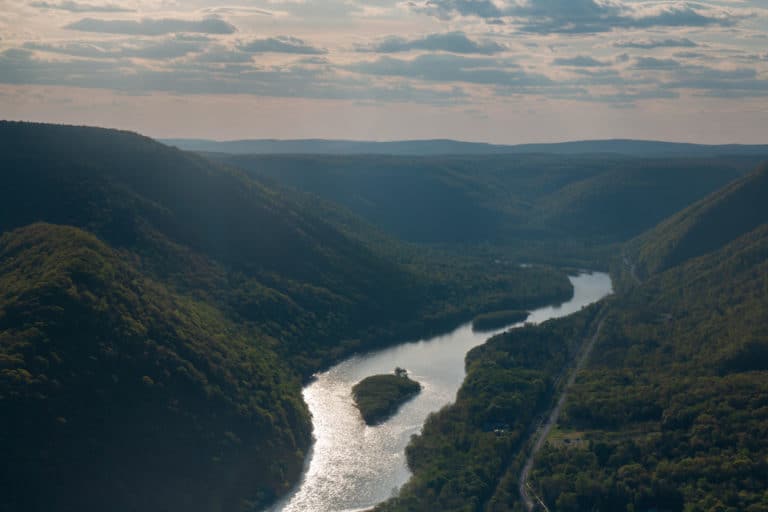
left=376, top=162, right=768, bottom=512
left=3, top=121, right=764, bottom=512
left=375, top=304, right=603, bottom=512
left=529, top=189, right=768, bottom=511
left=630, top=162, right=768, bottom=277
left=0, top=121, right=573, bottom=511
left=217, top=153, right=762, bottom=255
left=0, top=121, right=571, bottom=374
left=0, top=223, right=310, bottom=511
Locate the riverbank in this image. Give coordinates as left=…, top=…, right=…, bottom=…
left=269, top=272, right=613, bottom=512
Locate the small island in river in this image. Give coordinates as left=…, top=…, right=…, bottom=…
left=472, top=309, right=529, bottom=332
left=353, top=368, right=421, bottom=425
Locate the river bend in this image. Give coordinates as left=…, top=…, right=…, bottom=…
left=269, top=272, right=613, bottom=512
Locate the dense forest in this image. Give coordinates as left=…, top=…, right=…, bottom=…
left=375, top=163, right=768, bottom=512
left=0, top=223, right=310, bottom=511
left=2, top=121, right=767, bottom=512
left=528, top=165, right=768, bottom=512
left=216, top=153, right=763, bottom=260
left=374, top=304, right=604, bottom=512
left=0, top=121, right=572, bottom=512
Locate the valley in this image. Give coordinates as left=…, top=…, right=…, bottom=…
left=1, top=121, right=767, bottom=512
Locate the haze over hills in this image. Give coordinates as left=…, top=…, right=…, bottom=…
left=163, top=137, right=768, bottom=158
left=217, top=153, right=764, bottom=252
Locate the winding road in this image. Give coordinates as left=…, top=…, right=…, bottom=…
left=518, top=316, right=607, bottom=511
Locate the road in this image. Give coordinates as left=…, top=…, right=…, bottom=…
left=518, top=317, right=606, bottom=511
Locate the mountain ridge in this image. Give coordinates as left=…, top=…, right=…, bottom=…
left=629, top=162, right=768, bottom=278
left=0, top=121, right=576, bottom=512
left=162, top=137, right=768, bottom=157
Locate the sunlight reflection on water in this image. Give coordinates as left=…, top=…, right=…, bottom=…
left=268, top=272, right=613, bottom=512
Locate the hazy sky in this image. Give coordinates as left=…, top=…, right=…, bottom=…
left=1, top=0, right=767, bottom=142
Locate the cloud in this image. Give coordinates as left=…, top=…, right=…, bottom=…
left=413, top=0, right=503, bottom=20
left=358, top=32, right=506, bottom=55
left=201, top=6, right=273, bottom=16
left=413, top=0, right=737, bottom=34
left=64, top=17, right=236, bottom=35
left=0, top=47, right=466, bottom=104
left=553, top=56, right=611, bottom=67
left=192, top=45, right=254, bottom=63
left=633, top=57, right=683, bottom=70
left=673, top=51, right=708, bottom=59
left=660, top=64, right=768, bottom=97
left=30, top=1, right=132, bottom=12
left=346, top=53, right=552, bottom=88
left=578, top=89, right=680, bottom=106
left=24, top=37, right=205, bottom=59
left=614, top=38, right=698, bottom=49
left=237, top=36, right=326, bottom=54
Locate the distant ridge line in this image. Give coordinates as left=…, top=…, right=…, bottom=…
left=161, top=137, right=768, bottom=157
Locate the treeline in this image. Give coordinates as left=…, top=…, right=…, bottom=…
left=472, top=310, right=529, bottom=332
left=374, top=304, right=603, bottom=512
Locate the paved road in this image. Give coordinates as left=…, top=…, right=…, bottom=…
left=518, top=317, right=606, bottom=511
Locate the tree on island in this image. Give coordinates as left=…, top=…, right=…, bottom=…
left=394, top=367, right=408, bottom=378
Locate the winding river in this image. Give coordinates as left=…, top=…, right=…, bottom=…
left=269, top=272, right=613, bottom=512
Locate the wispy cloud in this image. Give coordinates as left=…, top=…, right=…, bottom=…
left=0, top=47, right=466, bottom=104
left=201, top=6, right=273, bottom=16
left=346, top=54, right=551, bottom=88
left=614, top=38, right=699, bottom=49
left=30, top=1, right=132, bottom=13
left=64, top=17, right=237, bottom=35
left=413, top=0, right=737, bottom=34
left=237, top=36, right=326, bottom=55
left=553, top=56, right=612, bottom=67
left=357, top=32, right=506, bottom=55
left=24, top=37, right=205, bottom=59
left=3, top=0, right=766, bottom=141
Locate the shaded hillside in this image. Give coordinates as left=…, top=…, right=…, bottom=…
left=0, top=122, right=419, bottom=373
left=630, top=163, right=768, bottom=277
left=0, top=224, right=311, bottom=512
left=0, top=121, right=407, bottom=289
left=222, top=154, right=512, bottom=244
left=0, top=122, right=576, bottom=372
left=218, top=153, right=757, bottom=248
left=0, top=122, right=576, bottom=511
left=537, top=159, right=754, bottom=240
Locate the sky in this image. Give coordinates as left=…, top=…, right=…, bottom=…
left=1, top=0, right=767, bottom=143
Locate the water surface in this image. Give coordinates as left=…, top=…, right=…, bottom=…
left=270, top=272, right=613, bottom=512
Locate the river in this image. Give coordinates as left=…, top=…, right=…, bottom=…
left=268, top=272, right=613, bottom=512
